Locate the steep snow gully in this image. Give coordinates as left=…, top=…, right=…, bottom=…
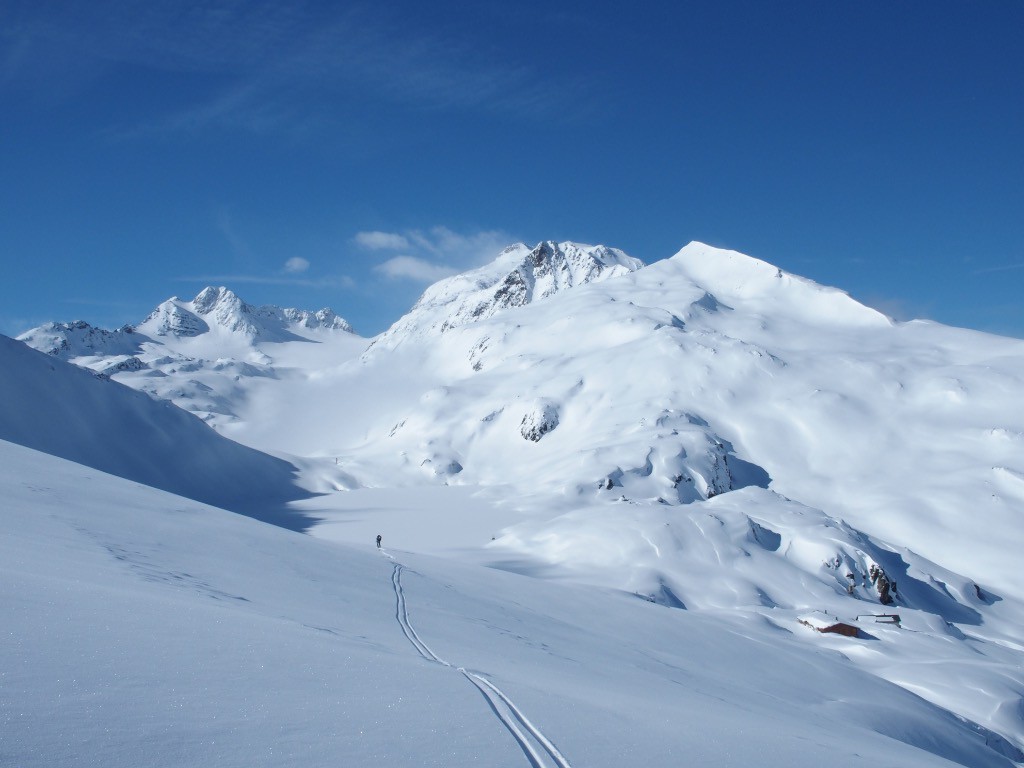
left=388, top=555, right=572, bottom=768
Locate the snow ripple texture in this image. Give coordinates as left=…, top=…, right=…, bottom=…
left=390, top=561, right=572, bottom=768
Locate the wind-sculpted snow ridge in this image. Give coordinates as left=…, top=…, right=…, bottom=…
left=369, top=241, right=644, bottom=351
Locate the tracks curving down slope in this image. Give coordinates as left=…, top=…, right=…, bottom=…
left=389, top=561, right=572, bottom=768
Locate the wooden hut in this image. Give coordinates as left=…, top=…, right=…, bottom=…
left=798, top=612, right=859, bottom=638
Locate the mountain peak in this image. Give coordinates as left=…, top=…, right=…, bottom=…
left=187, top=286, right=252, bottom=335
left=136, top=287, right=354, bottom=339
left=16, top=320, right=140, bottom=359
left=193, top=286, right=242, bottom=315
left=668, top=241, right=891, bottom=328
left=373, top=240, right=644, bottom=350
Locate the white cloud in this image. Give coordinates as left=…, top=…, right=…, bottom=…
left=375, top=256, right=457, bottom=283
left=354, top=231, right=411, bottom=251
left=283, top=256, right=310, bottom=273
left=363, top=225, right=519, bottom=284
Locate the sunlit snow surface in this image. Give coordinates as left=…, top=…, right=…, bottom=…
left=8, top=241, right=1024, bottom=765
left=2, top=441, right=1018, bottom=767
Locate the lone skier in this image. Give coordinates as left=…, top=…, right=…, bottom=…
left=376, top=534, right=382, bottom=549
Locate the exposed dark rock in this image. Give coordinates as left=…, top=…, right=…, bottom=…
left=869, top=564, right=895, bottom=605
left=520, top=401, right=559, bottom=442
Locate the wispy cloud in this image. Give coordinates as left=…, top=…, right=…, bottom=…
left=355, top=231, right=411, bottom=251
left=375, top=256, right=456, bottom=283
left=4, top=3, right=583, bottom=135
left=283, top=256, right=310, bottom=274
left=973, top=262, right=1024, bottom=275
left=856, top=293, right=933, bottom=323
left=1, top=314, right=52, bottom=337
left=216, top=209, right=252, bottom=262
left=356, top=225, right=519, bottom=283
left=206, top=210, right=338, bottom=286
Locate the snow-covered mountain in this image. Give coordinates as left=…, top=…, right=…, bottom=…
left=19, top=319, right=142, bottom=360
left=139, top=285, right=352, bottom=340
left=369, top=240, right=643, bottom=350
left=8, top=239, right=1024, bottom=765
left=21, top=287, right=352, bottom=356
left=19, top=286, right=362, bottom=424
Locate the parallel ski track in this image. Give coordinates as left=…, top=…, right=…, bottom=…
left=392, top=562, right=446, bottom=665
left=390, top=561, right=572, bottom=768
left=460, top=669, right=573, bottom=768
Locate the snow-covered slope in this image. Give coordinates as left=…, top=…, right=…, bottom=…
left=3, top=438, right=1018, bottom=768
left=10, top=239, right=1024, bottom=760
left=0, top=335, right=307, bottom=525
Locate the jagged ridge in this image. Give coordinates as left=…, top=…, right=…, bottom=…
left=370, top=240, right=644, bottom=350
left=141, top=286, right=353, bottom=340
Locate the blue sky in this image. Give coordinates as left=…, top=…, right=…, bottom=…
left=2, top=1, right=1022, bottom=338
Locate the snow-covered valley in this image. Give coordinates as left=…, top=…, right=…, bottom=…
left=6, top=240, right=1024, bottom=766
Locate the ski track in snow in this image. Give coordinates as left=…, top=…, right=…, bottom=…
left=461, top=671, right=573, bottom=768
left=391, top=561, right=447, bottom=665
left=389, top=560, right=572, bottom=768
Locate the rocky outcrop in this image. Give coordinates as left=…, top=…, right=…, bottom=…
left=101, top=356, right=148, bottom=375
left=869, top=564, right=896, bottom=605
left=520, top=400, right=560, bottom=442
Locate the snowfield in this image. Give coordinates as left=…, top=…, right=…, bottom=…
left=7, top=240, right=1024, bottom=766
left=3, top=441, right=1019, bottom=767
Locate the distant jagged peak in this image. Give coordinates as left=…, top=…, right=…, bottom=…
left=139, top=286, right=354, bottom=339
left=373, top=240, right=644, bottom=350
left=279, top=306, right=353, bottom=332
left=668, top=241, right=891, bottom=328
left=141, top=299, right=209, bottom=338
left=190, top=285, right=256, bottom=336
left=415, top=240, right=642, bottom=309
left=192, top=285, right=242, bottom=315
left=17, top=319, right=141, bottom=359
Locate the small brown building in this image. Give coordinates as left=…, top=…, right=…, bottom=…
left=798, top=612, right=859, bottom=637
